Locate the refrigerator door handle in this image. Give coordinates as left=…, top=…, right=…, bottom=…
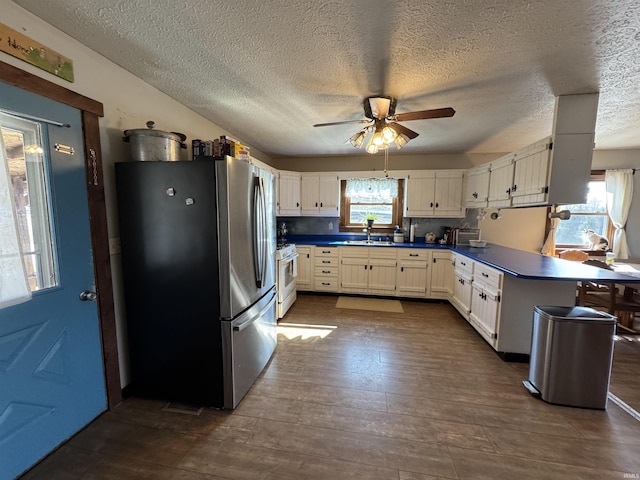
left=232, top=289, right=277, bottom=332
left=259, top=176, right=268, bottom=287
left=253, top=176, right=262, bottom=287
left=253, top=175, right=267, bottom=288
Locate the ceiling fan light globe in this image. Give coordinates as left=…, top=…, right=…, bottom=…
left=395, top=134, right=409, bottom=149
left=382, top=126, right=397, bottom=142
left=348, top=130, right=366, bottom=148
left=366, top=144, right=379, bottom=154
left=372, top=131, right=385, bottom=146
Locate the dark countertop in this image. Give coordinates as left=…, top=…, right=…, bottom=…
left=287, top=235, right=640, bottom=283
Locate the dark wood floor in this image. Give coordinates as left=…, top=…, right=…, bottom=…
left=22, top=294, right=640, bottom=479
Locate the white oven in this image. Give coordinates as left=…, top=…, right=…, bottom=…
left=276, top=244, right=298, bottom=318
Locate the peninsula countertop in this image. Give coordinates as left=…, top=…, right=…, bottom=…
left=288, top=235, right=640, bottom=284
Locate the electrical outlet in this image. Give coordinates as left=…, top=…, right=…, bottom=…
left=109, top=237, right=121, bottom=255
left=328, top=221, right=333, bottom=230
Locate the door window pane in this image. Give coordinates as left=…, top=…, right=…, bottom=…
left=1, top=113, right=57, bottom=291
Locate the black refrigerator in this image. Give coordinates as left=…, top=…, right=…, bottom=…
left=115, top=156, right=277, bottom=408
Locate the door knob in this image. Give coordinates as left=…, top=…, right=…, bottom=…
left=79, top=290, right=97, bottom=302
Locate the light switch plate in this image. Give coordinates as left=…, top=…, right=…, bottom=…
left=109, top=237, right=121, bottom=255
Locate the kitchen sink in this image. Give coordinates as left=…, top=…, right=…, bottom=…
left=339, top=240, right=394, bottom=246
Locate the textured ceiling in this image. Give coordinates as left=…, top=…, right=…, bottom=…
left=14, top=0, right=640, bottom=158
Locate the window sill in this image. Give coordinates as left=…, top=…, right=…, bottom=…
left=339, top=225, right=395, bottom=234
left=555, top=248, right=607, bottom=257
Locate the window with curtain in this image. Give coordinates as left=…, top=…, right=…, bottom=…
left=340, top=178, right=404, bottom=231
left=554, top=172, right=613, bottom=250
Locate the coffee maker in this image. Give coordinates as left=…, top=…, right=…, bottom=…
left=277, top=222, right=288, bottom=245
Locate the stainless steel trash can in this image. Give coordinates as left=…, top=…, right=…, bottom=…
left=523, top=306, right=617, bottom=409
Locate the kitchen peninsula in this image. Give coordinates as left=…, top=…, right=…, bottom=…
left=291, top=237, right=640, bottom=360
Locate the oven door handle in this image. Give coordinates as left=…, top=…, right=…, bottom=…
left=280, top=253, right=299, bottom=264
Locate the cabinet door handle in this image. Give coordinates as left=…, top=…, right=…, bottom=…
left=369, top=265, right=373, bottom=270
left=506, top=188, right=511, bottom=195
left=364, top=265, right=367, bottom=270
left=512, top=184, right=517, bottom=192
left=430, top=202, right=434, bottom=207
left=306, top=254, right=310, bottom=258
left=320, top=202, right=323, bottom=207
left=435, top=202, right=439, bottom=208
left=315, top=202, right=318, bottom=207
left=296, top=202, right=299, bottom=207
left=401, top=267, right=404, bottom=272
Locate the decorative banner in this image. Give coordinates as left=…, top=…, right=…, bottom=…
left=0, top=23, right=74, bottom=82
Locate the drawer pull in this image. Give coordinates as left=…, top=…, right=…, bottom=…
left=322, top=270, right=330, bottom=274
left=322, top=260, right=330, bottom=264
left=321, top=282, right=330, bottom=286
left=409, top=253, right=419, bottom=257
left=482, top=272, right=489, bottom=278
left=322, top=250, right=330, bottom=253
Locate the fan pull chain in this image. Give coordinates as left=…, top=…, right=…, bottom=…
left=384, top=148, right=389, bottom=177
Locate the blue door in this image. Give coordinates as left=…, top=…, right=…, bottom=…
left=0, top=82, right=106, bottom=479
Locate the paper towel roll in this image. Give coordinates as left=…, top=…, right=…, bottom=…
left=409, top=224, right=415, bottom=242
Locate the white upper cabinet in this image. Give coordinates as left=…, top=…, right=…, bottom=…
left=277, top=171, right=301, bottom=216
left=487, top=154, right=515, bottom=208
left=300, top=173, right=340, bottom=216
left=405, top=170, right=465, bottom=218
left=511, top=137, right=553, bottom=206
left=465, top=164, right=491, bottom=208
left=405, top=171, right=436, bottom=216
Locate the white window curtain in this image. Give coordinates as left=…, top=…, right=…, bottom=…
left=605, top=169, right=634, bottom=259
left=0, top=134, right=31, bottom=308
left=345, top=178, right=398, bottom=202
left=541, top=215, right=559, bottom=256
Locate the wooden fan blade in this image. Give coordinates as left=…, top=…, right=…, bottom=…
left=313, top=119, right=371, bottom=127
left=394, top=107, right=455, bottom=122
left=388, top=122, right=419, bottom=139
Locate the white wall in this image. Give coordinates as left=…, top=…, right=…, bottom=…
left=478, top=207, right=548, bottom=253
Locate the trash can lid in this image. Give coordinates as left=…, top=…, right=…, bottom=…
left=534, top=305, right=617, bottom=324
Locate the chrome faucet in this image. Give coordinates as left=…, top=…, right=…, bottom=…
left=362, top=226, right=372, bottom=243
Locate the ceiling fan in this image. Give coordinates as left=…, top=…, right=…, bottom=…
left=313, top=96, right=455, bottom=154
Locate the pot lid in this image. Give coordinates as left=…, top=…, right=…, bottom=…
left=123, top=121, right=186, bottom=142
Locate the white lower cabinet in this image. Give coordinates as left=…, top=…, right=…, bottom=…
left=314, top=247, right=339, bottom=292
left=469, top=262, right=503, bottom=347
left=339, top=247, right=397, bottom=295
left=429, top=251, right=453, bottom=299
left=451, top=269, right=473, bottom=318
left=295, top=246, right=313, bottom=291
left=396, top=250, right=430, bottom=297
left=340, top=248, right=369, bottom=294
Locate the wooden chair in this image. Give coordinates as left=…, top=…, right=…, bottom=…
left=578, top=259, right=640, bottom=331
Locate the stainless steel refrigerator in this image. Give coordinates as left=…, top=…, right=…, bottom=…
left=115, top=156, right=277, bottom=409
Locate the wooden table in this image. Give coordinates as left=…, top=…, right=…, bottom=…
left=610, top=262, right=640, bottom=330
